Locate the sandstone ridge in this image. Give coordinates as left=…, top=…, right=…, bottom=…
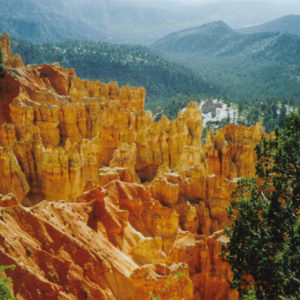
left=0, top=35, right=265, bottom=300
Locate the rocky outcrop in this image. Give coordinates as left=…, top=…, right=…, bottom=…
left=0, top=182, right=237, bottom=300
left=0, top=34, right=265, bottom=299
left=0, top=34, right=23, bottom=68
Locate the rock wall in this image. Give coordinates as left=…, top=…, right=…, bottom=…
left=0, top=35, right=265, bottom=299
left=0, top=34, right=23, bottom=68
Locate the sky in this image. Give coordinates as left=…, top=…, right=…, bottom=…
left=124, top=0, right=300, bottom=10
left=172, top=0, right=300, bottom=4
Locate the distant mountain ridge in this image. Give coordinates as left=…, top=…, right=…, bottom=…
left=153, top=21, right=237, bottom=53
left=152, top=20, right=300, bottom=63
left=239, top=15, right=300, bottom=37
left=0, top=0, right=104, bottom=43
left=0, top=0, right=298, bottom=44
left=152, top=20, right=300, bottom=103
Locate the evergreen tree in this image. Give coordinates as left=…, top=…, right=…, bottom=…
left=0, top=47, right=3, bottom=65
left=0, top=265, right=15, bottom=300
left=221, top=112, right=300, bottom=299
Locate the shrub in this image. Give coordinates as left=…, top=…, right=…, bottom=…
left=0, top=265, right=15, bottom=300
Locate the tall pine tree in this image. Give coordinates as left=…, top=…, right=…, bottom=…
left=222, top=112, right=300, bottom=299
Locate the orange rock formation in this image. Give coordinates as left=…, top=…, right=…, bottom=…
left=0, top=35, right=266, bottom=299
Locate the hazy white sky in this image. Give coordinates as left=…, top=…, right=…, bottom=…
left=126, top=0, right=300, bottom=9
left=172, top=0, right=299, bottom=4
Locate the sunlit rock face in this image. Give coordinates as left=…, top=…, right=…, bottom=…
left=0, top=34, right=265, bottom=299
left=0, top=34, right=23, bottom=69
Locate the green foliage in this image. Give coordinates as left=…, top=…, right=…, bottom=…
left=148, top=95, right=294, bottom=134
left=222, top=112, right=300, bottom=299
left=153, top=22, right=300, bottom=106
left=158, top=52, right=300, bottom=106
left=238, top=101, right=294, bottom=133
left=0, top=47, right=3, bottom=65
left=148, top=290, right=161, bottom=300
left=0, top=265, right=15, bottom=300
left=172, top=272, right=185, bottom=280
left=11, top=36, right=297, bottom=130
left=244, top=289, right=257, bottom=300
left=0, top=47, right=6, bottom=78
left=11, top=39, right=218, bottom=100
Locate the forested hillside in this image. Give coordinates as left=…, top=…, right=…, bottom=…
left=152, top=21, right=300, bottom=105
left=10, top=27, right=299, bottom=133
left=12, top=38, right=219, bottom=104
left=11, top=36, right=298, bottom=133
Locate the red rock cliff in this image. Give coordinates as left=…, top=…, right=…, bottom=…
left=0, top=35, right=265, bottom=300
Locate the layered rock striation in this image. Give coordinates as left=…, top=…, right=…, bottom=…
left=0, top=35, right=265, bottom=299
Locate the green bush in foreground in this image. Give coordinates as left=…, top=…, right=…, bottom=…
left=222, top=112, right=300, bottom=299
left=0, top=265, right=15, bottom=300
